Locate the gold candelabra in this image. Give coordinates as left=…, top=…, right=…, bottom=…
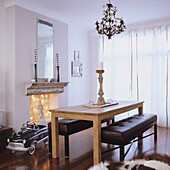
left=96, top=70, right=105, bottom=105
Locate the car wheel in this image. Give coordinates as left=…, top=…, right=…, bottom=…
left=43, top=139, right=48, bottom=145
left=28, top=143, right=36, bottom=155
left=10, top=150, right=15, bottom=154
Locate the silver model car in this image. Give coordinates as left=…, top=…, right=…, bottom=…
left=6, top=121, right=48, bottom=155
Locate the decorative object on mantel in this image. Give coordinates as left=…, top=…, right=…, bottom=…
left=84, top=62, right=118, bottom=108
left=25, top=82, right=69, bottom=96
left=34, top=48, right=37, bottom=82
left=36, top=78, right=55, bottom=83
left=95, top=0, right=126, bottom=39
left=56, top=53, right=60, bottom=82
left=71, top=50, right=83, bottom=77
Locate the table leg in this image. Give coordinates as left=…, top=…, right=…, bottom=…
left=52, top=115, right=59, bottom=158
left=93, top=118, right=101, bottom=165
left=107, top=120, right=112, bottom=125
left=138, top=104, right=144, bottom=142
left=138, top=105, right=143, bottom=115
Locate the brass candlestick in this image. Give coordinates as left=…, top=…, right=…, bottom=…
left=96, top=70, right=105, bottom=105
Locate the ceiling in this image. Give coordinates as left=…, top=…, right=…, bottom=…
left=17, top=0, right=170, bottom=31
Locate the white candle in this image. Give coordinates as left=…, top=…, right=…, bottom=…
left=34, top=48, right=37, bottom=64
left=97, top=62, right=104, bottom=70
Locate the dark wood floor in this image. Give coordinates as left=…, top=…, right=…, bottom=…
left=0, top=126, right=170, bottom=170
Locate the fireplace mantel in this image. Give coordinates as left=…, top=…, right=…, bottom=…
left=25, top=82, right=69, bottom=96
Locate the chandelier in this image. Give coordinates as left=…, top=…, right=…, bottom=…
left=95, top=0, right=126, bottom=39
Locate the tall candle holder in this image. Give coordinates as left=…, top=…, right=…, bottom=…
left=56, top=53, right=60, bottom=82
left=83, top=66, right=119, bottom=108
left=34, top=48, right=37, bottom=82
left=96, top=70, right=105, bottom=105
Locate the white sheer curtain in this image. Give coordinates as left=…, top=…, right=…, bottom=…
left=101, top=26, right=170, bottom=127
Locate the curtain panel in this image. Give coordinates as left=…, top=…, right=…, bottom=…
left=100, top=26, right=170, bottom=127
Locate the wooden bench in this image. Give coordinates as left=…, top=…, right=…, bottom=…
left=48, top=116, right=114, bottom=157
left=101, top=113, right=157, bottom=161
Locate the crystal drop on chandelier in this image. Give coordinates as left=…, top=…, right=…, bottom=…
left=95, top=0, right=126, bottom=39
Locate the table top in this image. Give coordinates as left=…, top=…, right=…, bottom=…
left=50, top=100, right=144, bottom=117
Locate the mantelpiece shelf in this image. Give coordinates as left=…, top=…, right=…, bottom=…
left=25, top=82, right=69, bottom=96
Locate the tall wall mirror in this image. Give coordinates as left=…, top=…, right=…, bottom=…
left=37, top=18, right=54, bottom=80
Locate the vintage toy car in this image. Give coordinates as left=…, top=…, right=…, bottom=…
left=6, top=121, right=48, bottom=155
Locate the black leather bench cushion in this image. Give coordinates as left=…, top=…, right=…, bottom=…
left=48, top=116, right=115, bottom=136
left=59, top=116, right=115, bottom=135
left=59, top=119, right=93, bottom=135
left=48, top=119, right=92, bottom=136
left=101, top=114, right=157, bottom=145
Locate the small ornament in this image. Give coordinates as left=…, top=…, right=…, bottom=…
left=38, top=100, right=45, bottom=122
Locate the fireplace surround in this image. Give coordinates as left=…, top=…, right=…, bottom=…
left=25, top=82, right=69, bottom=123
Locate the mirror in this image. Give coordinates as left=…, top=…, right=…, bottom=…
left=37, top=18, right=54, bottom=80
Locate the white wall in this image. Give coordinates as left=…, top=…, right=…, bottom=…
left=5, top=6, right=68, bottom=131
left=0, top=0, right=6, bottom=125
left=3, top=1, right=91, bottom=130
left=89, top=32, right=100, bottom=103
left=5, top=6, right=16, bottom=128
left=68, top=21, right=90, bottom=106
left=14, top=0, right=90, bottom=107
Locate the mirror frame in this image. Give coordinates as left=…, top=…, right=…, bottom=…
left=37, top=18, right=54, bottom=82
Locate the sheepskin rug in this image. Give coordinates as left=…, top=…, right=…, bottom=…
left=89, top=154, right=170, bottom=170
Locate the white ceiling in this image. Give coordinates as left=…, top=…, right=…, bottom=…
left=16, top=0, right=170, bottom=31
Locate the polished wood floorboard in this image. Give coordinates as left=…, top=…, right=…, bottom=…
left=0, top=126, right=170, bottom=170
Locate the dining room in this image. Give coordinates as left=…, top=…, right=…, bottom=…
left=0, top=0, right=170, bottom=169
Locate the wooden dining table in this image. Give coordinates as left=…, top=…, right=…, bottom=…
left=50, top=100, right=144, bottom=165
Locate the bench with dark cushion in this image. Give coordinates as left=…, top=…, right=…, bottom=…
left=101, top=113, right=157, bottom=161
left=48, top=116, right=114, bottom=157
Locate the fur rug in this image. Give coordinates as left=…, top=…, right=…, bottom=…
left=89, top=154, right=170, bottom=170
